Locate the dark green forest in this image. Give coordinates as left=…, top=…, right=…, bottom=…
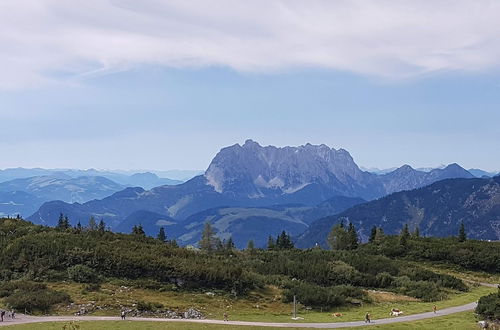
left=0, top=217, right=498, bottom=316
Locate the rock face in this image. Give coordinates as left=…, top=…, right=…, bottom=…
left=297, top=175, right=500, bottom=247
left=205, top=140, right=385, bottom=201
left=28, top=140, right=476, bottom=243
left=380, top=163, right=475, bottom=194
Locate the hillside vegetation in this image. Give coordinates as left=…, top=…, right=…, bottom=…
left=0, top=217, right=498, bottom=317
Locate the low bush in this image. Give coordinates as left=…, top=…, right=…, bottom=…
left=476, top=290, right=500, bottom=320
left=137, top=300, right=164, bottom=311
left=67, top=264, right=98, bottom=283
left=1, top=281, right=70, bottom=313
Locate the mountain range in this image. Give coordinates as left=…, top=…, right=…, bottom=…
left=297, top=175, right=500, bottom=247
left=27, top=140, right=487, bottom=245
left=0, top=175, right=124, bottom=217
left=0, top=168, right=183, bottom=189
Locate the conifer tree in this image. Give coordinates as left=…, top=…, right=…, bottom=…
left=199, top=222, right=216, bottom=252
left=246, top=239, right=255, bottom=251
left=225, top=237, right=235, bottom=250
left=369, top=226, right=378, bottom=243
left=57, top=213, right=65, bottom=229
left=267, top=235, right=276, bottom=250
left=328, top=223, right=349, bottom=250
left=399, top=223, right=410, bottom=246
left=458, top=221, right=467, bottom=242
left=347, top=223, right=358, bottom=249
left=63, top=215, right=70, bottom=229
left=76, top=221, right=82, bottom=233
left=98, top=219, right=106, bottom=233
left=88, top=216, right=97, bottom=231
left=413, top=226, right=420, bottom=238
left=157, top=227, right=166, bottom=242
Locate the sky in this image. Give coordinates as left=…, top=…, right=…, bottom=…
left=1, top=0, right=500, bottom=172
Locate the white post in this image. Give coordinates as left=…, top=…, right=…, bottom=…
left=293, top=295, right=297, bottom=319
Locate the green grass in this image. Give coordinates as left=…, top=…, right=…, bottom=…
left=0, top=311, right=481, bottom=329
left=37, top=281, right=496, bottom=324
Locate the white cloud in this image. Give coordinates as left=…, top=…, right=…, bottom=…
left=1, top=0, right=500, bottom=89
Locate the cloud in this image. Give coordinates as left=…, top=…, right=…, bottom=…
left=1, top=0, right=500, bottom=89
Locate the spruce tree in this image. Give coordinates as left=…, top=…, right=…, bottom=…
left=88, top=216, right=97, bottom=231
left=413, top=226, right=420, bottom=238
left=225, top=237, right=235, bottom=250
left=98, top=219, right=106, bottom=233
left=63, top=215, right=70, bottom=229
left=374, top=227, right=385, bottom=242
left=157, top=227, right=166, bottom=242
left=246, top=239, right=255, bottom=251
left=57, top=213, right=65, bottom=229
left=327, top=223, right=348, bottom=250
left=458, top=221, right=467, bottom=242
left=76, top=221, right=82, bottom=233
left=267, top=235, right=276, bottom=250
left=347, top=223, right=358, bottom=249
left=399, top=223, right=410, bottom=246
left=369, top=226, right=378, bottom=243
left=199, top=222, right=216, bottom=252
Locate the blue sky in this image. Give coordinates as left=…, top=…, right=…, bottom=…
left=1, top=1, right=499, bottom=172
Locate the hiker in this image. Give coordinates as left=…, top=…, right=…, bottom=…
left=433, top=305, right=437, bottom=314
left=223, top=311, right=229, bottom=322
left=365, top=312, right=371, bottom=323
left=0, top=310, right=5, bottom=322
left=121, top=310, right=126, bottom=320
left=10, top=310, right=15, bottom=319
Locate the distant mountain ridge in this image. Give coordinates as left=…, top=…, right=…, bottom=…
left=28, top=140, right=478, bottom=245
left=297, top=175, right=500, bottom=247
left=0, top=168, right=183, bottom=189
left=0, top=175, right=125, bottom=217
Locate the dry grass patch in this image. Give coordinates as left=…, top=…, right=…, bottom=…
left=366, top=290, right=419, bottom=303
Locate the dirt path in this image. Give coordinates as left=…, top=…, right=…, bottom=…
left=0, top=301, right=479, bottom=328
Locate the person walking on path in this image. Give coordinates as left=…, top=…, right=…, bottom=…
left=223, top=312, right=229, bottom=322
left=0, top=310, right=5, bottom=322
left=365, top=312, right=371, bottom=323
left=120, top=310, right=126, bottom=320
left=11, top=310, right=15, bottom=319
left=433, top=305, right=437, bottom=314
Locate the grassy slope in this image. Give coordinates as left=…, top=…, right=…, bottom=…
left=1, top=311, right=480, bottom=329
left=39, top=281, right=495, bottom=323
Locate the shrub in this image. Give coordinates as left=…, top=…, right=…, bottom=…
left=1, top=281, right=71, bottom=313
left=81, top=283, right=101, bottom=293
left=283, top=282, right=365, bottom=308
left=476, top=290, right=500, bottom=320
left=67, top=265, right=98, bottom=283
left=137, top=300, right=164, bottom=311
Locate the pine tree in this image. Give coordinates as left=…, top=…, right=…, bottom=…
left=75, top=221, right=82, bottom=233
left=458, top=221, right=467, bottom=242
left=369, top=226, right=378, bottom=243
left=225, top=237, right=235, bottom=250
left=199, top=222, right=216, bottom=252
left=215, top=237, right=224, bottom=251
left=63, top=215, right=70, bottom=229
left=132, top=224, right=145, bottom=236
left=399, top=223, right=410, bottom=246
left=157, top=227, right=166, bottom=242
left=347, top=223, right=358, bottom=249
left=327, top=223, right=348, bottom=250
left=57, top=213, right=65, bottom=229
left=267, top=235, right=276, bottom=250
left=98, top=219, right=106, bottom=233
left=374, top=227, right=385, bottom=243
left=413, top=226, right=420, bottom=238
left=246, top=239, right=255, bottom=251
left=88, top=216, right=97, bottom=231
